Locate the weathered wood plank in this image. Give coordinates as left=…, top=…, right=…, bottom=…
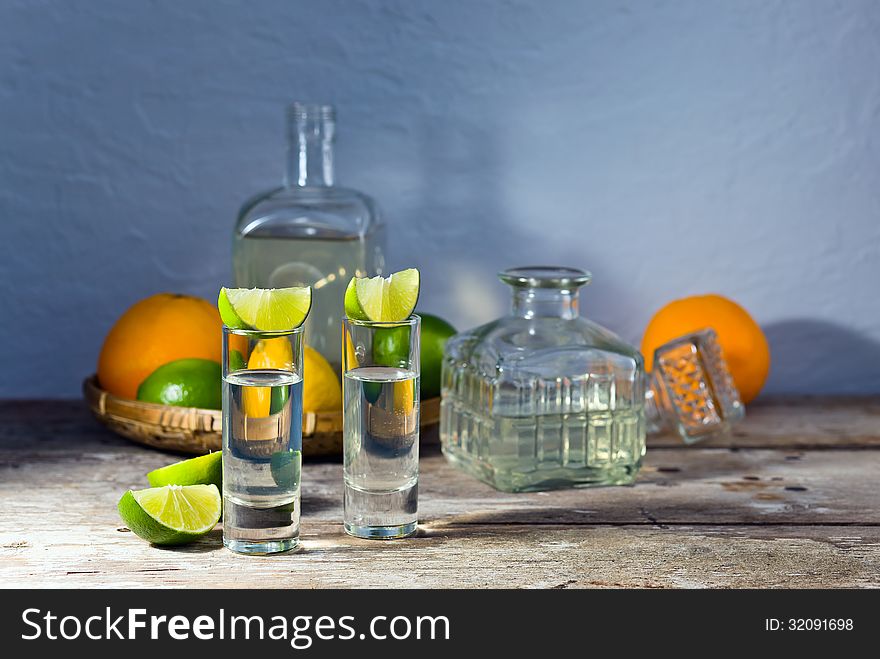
left=2, top=444, right=877, bottom=526
left=1, top=397, right=879, bottom=588
left=2, top=445, right=880, bottom=588
left=649, top=396, right=880, bottom=448
left=2, top=524, right=878, bottom=589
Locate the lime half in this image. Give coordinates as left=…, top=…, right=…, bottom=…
left=218, top=287, right=312, bottom=331
left=344, top=268, right=420, bottom=321
left=147, top=451, right=222, bottom=488
left=118, top=484, right=221, bottom=546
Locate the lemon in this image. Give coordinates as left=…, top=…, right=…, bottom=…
left=392, top=378, right=416, bottom=414
left=240, top=341, right=340, bottom=416
left=243, top=337, right=294, bottom=418
left=303, top=347, right=342, bottom=412
left=136, top=358, right=222, bottom=410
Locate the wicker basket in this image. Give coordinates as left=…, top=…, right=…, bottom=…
left=83, top=375, right=440, bottom=457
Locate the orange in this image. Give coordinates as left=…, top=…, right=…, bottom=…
left=641, top=294, right=770, bottom=404
left=98, top=293, right=222, bottom=399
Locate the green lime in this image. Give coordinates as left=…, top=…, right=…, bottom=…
left=373, top=325, right=411, bottom=368
left=368, top=326, right=410, bottom=404
left=270, top=450, right=301, bottom=490
left=344, top=269, right=419, bottom=322
left=369, top=313, right=456, bottom=399
left=270, top=386, right=289, bottom=415
left=136, top=358, right=222, bottom=410
left=419, top=313, right=457, bottom=399
left=219, top=286, right=312, bottom=331
left=228, top=349, right=246, bottom=372
left=217, top=288, right=246, bottom=329
left=117, top=484, right=221, bottom=546
left=362, top=381, right=383, bottom=405
left=147, top=451, right=222, bottom=488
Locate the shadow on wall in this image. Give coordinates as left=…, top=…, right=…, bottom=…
left=763, top=320, right=880, bottom=394
left=407, top=118, right=525, bottom=327
left=404, top=115, right=638, bottom=331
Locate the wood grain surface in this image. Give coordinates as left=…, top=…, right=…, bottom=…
left=1, top=397, right=878, bottom=588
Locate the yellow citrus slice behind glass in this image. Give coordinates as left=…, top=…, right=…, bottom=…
left=242, top=337, right=294, bottom=418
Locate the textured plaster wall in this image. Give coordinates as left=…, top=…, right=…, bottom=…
left=1, top=0, right=879, bottom=397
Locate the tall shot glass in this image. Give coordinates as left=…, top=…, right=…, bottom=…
left=222, top=325, right=304, bottom=554
left=342, top=315, right=420, bottom=539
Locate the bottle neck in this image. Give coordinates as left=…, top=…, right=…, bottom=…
left=511, top=288, right=580, bottom=320
left=285, top=105, right=335, bottom=188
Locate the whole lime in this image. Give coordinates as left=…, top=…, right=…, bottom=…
left=419, top=313, right=456, bottom=399
left=136, top=358, right=222, bottom=410
left=373, top=326, right=412, bottom=369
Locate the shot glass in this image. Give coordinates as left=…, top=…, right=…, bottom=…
left=342, top=315, right=420, bottom=539
left=222, top=325, right=304, bottom=554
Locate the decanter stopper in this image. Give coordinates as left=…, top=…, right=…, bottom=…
left=645, top=328, right=745, bottom=443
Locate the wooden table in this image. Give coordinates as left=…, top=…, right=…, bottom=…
left=1, top=397, right=878, bottom=588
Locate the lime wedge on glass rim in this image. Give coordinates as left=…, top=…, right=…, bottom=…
left=344, top=268, right=420, bottom=321
left=117, top=484, right=221, bottom=546
left=147, top=451, right=222, bottom=488
left=218, top=286, right=312, bottom=331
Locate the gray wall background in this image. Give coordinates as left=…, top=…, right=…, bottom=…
left=2, top=0, right=879, bottom=398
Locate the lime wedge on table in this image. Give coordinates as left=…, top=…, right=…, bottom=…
left=219, top=287, right=312, bottom=331
left=147, top=451, right=222, bottom=488
left=118, top=484, right=221, bottom=546
left=344, top=269, right=420, bottom=321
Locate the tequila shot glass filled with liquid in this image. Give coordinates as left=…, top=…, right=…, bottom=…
left=222, top=324, right=304, bottom=554
left=342, top=315, right=420, bottom=539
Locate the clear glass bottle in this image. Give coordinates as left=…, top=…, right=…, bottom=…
left=440, top=267, right=646, bottom=492
left=233, top=103, right=385, bottom=372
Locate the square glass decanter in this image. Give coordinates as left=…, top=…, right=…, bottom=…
left=439, top=268, right=747, bottom=493
left=440, top=267, right=646, bottom=492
